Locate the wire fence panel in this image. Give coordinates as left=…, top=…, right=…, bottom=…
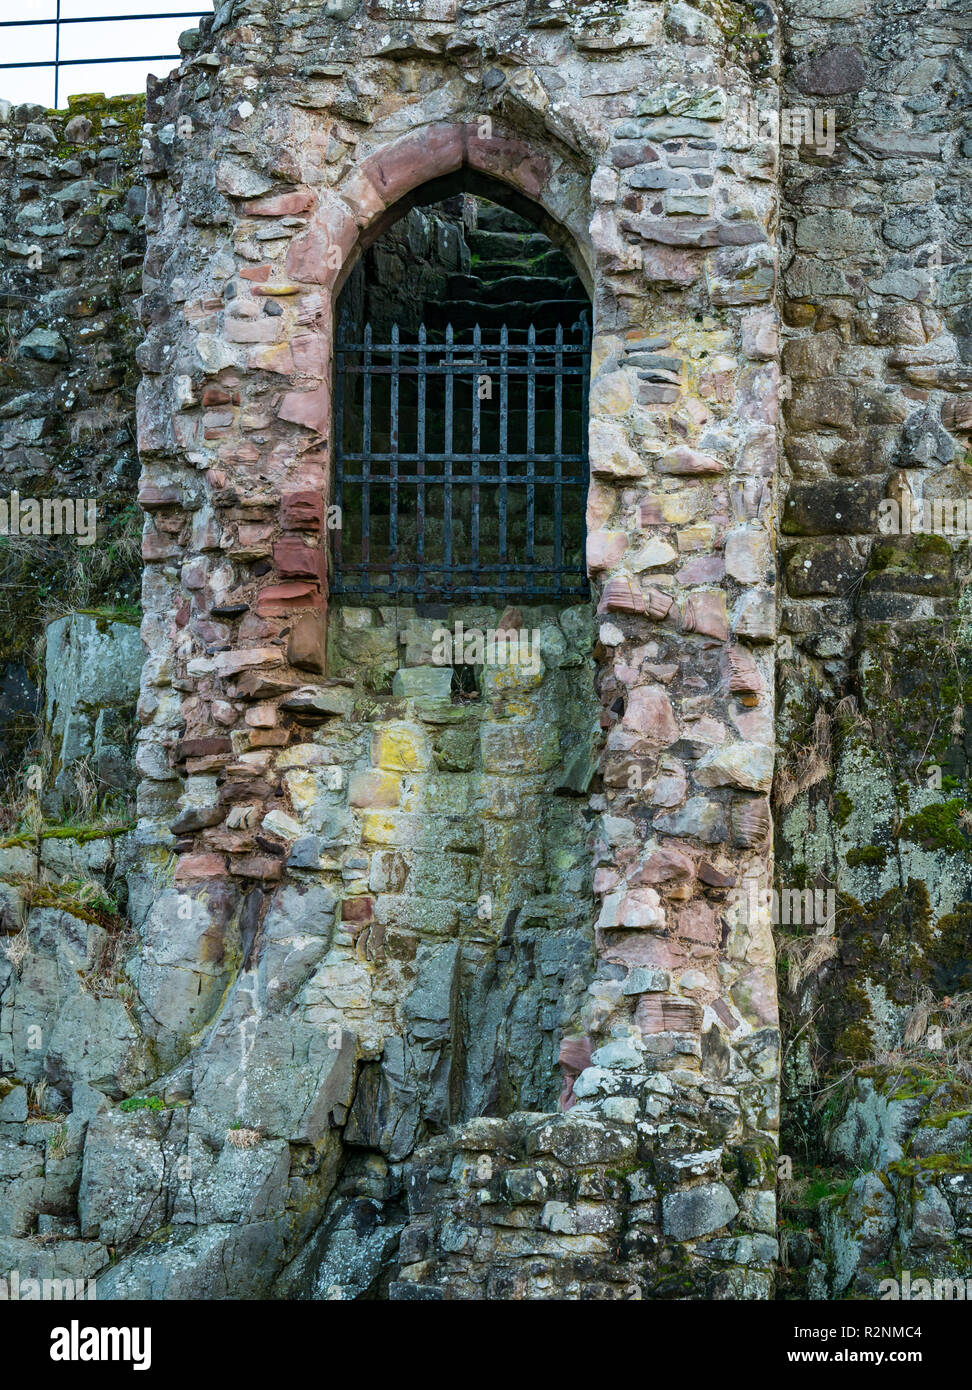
left=0, top=5, right=207, bottom=107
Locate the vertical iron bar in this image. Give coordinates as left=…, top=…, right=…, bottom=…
left=471, top=322, right=481, bottom=571
left=580, top=313, right=591, bottom=589
left=54, top=0, right=61, bottom=109
left=331, top=307, right=589, bottom=600
left=554, top=321, right=563, bottom=584
left=526, top=322, right=536, bottom=567
left=361, top=321, right=372, bottom=591
left=389, top=322, right=399, bottom=594
left=443, top=322, right=454, bottom=576
left=417, top=324, right=427, bottom=601
left=333, top=322, right=345, bottom=585
left=498, top=322, right=508, bottom=570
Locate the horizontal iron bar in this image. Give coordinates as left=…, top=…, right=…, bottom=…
left=337, top=340, right=588, bottom=350
left=333, top=585, right=590, bottom=597
left=0, top=13, right=205, bottom=26
left=0, top=54, right=183, bottom=68
left=336, top=563, right=588, bottom=576
left=337, top=367, right=588, bottom=380
left=339, top=465, right=586, bottom=476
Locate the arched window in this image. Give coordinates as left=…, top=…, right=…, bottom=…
left=333, top=189, right=591, bottom=602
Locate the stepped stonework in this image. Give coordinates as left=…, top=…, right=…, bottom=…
left=0, top=0, right=969, bottom=1302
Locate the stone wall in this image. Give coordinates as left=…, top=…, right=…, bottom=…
left=2, top=598, right=597, bottom=1298
left=121, top=0, right=784, bottom=1299
left=0, top=94, right=145, bottom=774
left=775, top=0, right=972, bottom=1295
left=6, top=0, right=969, bottom=1304
left=346, top=198, right=471, bottom=340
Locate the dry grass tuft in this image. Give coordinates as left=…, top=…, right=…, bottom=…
left=3, top=926, right=30, bottom=972
left=776, top=707, right=833, bottom=810
left=778, top=929, right=839, bottom=994
left=226, top=1126, right=262, bottom=1150
left=876, top=990, right=972, bottom=1086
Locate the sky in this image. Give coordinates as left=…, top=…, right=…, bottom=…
left=0, top=1, right=212, bottom=108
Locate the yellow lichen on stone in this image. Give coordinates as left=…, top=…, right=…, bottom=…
left=372, top=723, right=432, bottom=771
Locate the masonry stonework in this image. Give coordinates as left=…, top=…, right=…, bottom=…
left=120, top=0, right=784, bottom=1299
left=1, top=0, right=967, bottom=1305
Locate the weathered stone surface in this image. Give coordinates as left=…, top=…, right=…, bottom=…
left=44, top=614, right=143, bottom=803
left=662, top=1184, right=738, bottom=1240
left=0, top=0, right=806, bottom=1304
left=392, top=666, right=454, bottom=700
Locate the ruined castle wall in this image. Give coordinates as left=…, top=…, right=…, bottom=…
left=346, top=199, right=471, bottom=340
left=125, top=0, right=784, bottom=1300
left=1, top=0, right=970, bottom=1304
left=3, top=0, right=791, bottom=1301
left=775, top=0, right=972, bottom=1296
left=0, top=94, right=145, bottom=773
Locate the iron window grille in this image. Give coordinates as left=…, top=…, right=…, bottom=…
left=333, top=315, right=591, bottom=602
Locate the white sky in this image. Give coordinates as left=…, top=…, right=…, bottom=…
left=0, top=1, right=212, bottom=108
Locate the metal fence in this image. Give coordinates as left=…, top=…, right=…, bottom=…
left=334, top=317, right=591, bottom=602
left=0, top=6, right=207, bottom=108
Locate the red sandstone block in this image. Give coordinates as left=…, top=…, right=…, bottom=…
left=633, top=844, right=696, bottom=884
left=681, top=592, right=728, bottom=642
left=635, top=996, right=702, bottom=1035
left=249, top=343, right=295, bottom=375
left=360, top=124, right=463, bottom=207
left=465, top=127, right=551, bottom=199
left=243, top=189, right=317, bottom=217
left=624, top=686, right=678, bottom=743
left=142, top=531, right=181, bottom=562
left=234, top=671, right=302, bottom=700
left=175, top=736, right=233, bottom=761
left=273, top=537, right=327, bottom=588
left=349, top=769, right=401, bottom=809
left=175, top=853, right=227, bottom=883
left=201, top=386, right=238, bottom=407
left=224, top=317, right=281, bottom=344
left=232, top=855, right=283, bottom=881
left=288, top=610, right=326, bottom=672
left=209, top=832, right=255, bottom=854
left=236, top=521, right=274, bottom=547
left=240, top=264, right=272, bottom=282
left=597, top=577, right=646, bottom=615
left=342, top=896, right=375, bottom=924
left=291, top=332, right=325, bottom=377
left=281, top=490, right=324, bottom=532
left=587, top=531, right=628, bottom=572
left=286, top=207, right=356, bottom=286
left=218, top=443, right=261, bottom=468
left=278, top=382, right=330, bottom=435
left=138, top=484, right=181, bottom=509
left=255, top=581, right=323, bottom=617
left=172, top=415, right=200, bottom=448
left=339, top=169, right=387, bottom=224
left=185, top=755, right=230, bottom=775
left=698, top=858, right=737, bottom=889
left=610, top=142, right=659, bottom=168
left=675, top=899, right=721, bottom=945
